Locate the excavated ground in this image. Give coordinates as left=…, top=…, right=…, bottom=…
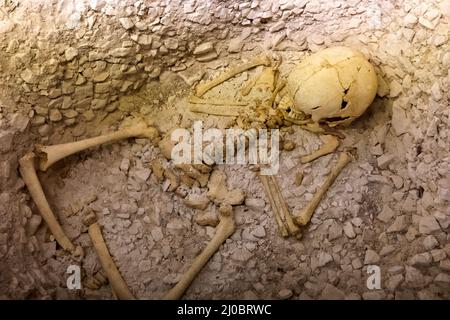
left=0, top=0, right=449, bottom=300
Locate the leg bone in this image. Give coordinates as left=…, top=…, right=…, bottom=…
left=195, top=55, right=271, bottom=97
left=300, top=135, right=340, bottom=163
left=84, top=212, right=135, bottom=300
left=163, top=205, right=235, bottom=300
left=19, top=152, right=75, bottom=252
left=295, top=152, right=351, bottom=226
left=36, top=121, right=158, bottom=171
left=259, top=174, right=288, bottom=237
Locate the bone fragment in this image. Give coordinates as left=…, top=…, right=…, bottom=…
left=300, top=135, right=340, bottom=163
left=207, top=170, right=245, bottom=206
left=189, top=104, right=243, bottom=117
left=188, top=95, right=248, bottom=106
left=163, top=205, right=235, bottom=300
left=195, top=55, right=271, bottom=97
left=19, top=152, right=75, bottom=252
left=36, top=122, right=158, bottom=171
left=150, top=159, right=165, bottom=182
left=84, top=212, right=135, bottom=300
left=295, top=152, right=351, bottom=226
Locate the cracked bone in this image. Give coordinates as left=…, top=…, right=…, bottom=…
left=163, top=204, right=235, bottom=300
left=300, top=135, right=340, bottom=163
left=19, top=152, right=75, bottom=252
left=83, top=211, right=135, bottom=300
left=294, top=152, right=351, bottom=226
left=207, top=170, right=245, bottom=206
left=36, top=121, right=159, bottom=171
left=195, top=54, right=271, bottom=97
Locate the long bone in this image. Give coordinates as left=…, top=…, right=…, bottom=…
left=84, top=211, right=135, bottom=300
left=19, top=152, right=75, bottom=252
left=268, top=175, right=300, bottom=236
left=188, top=95, right=249, bottom=106
left=36, top=122, right=158, bottom=171
left=299, top=135, right=340, bottom=163
left=195, top=54, right=272, bottom=97
left=294, top=152, right=351, bottom=226
left=163, top=204, right=235, bottom=300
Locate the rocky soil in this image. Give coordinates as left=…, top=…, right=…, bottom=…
left=0, top=0, right=449, bottom=299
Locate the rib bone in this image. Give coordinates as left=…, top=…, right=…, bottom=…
left=195, top=55, right=271, bottom=97
left=36, top=122, right=158, bottom=171
left=19, top=152, right=75, bottom=252
left=300, top=135, right=340, bottom=163
left=84, top=212, right=135, bottom=300
left=295, top=152, right=351, bottom=226
left=163, top=205, right=235, bottom=300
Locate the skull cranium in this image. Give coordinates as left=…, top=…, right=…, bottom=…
left=280, top=46, right=378, bottom=127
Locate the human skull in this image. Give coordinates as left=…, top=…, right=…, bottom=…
left=285, top=46, right=378, bottom=127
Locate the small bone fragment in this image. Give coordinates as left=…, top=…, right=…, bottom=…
left=150, top=159, right=165, bottom=182
left=195, top=55, right=271, bottom=97
left=295, top=172, right=304, bottom=186
left=207, top=170, right=245, bottom=206
left=194, top=209, right=219, bottom=227
left=163, top=205, right=235, bottom=300
left=295, top=152, right=351, bottom=226
left=282, top=140, right=296, bottom=151
left=19, top=152, right=75, bottom=252
left=184, top=194, right=210, bottom=210
left=300, top=135, right=340, bottom=163
left=84, top=212, right=135, bottom=300
left=36, top=122, right=158, bottom=171
left=164, top=168, right=179, bottom=192
left=176, top=164, right=210, bottom=187
left=188, top=95, right=248, bottom=106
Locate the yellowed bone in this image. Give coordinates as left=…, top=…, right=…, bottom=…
left=188, top=95, right=248, bottom=106
left=295, top=152, right=351, bottom=226
left=268, top=175, right=300, bottom=236
left=163, top=205, right=235, bottom=300
left=195, top=55, right=271, bottom=97
left=189, top=104, right=242, bottom=117
left=36, top=122, right=158, bottom=171
left=300, top=135, right=340, bottom=163
left=88, top=222, right=135, bottom=300
left=259, top=175, right=288, bottom=237
left=19, top=152, right=75, bottom=252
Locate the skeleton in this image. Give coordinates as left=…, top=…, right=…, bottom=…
left=189, top=46, right=378, bottom=234
left=18, top=46, right=378, bottom=300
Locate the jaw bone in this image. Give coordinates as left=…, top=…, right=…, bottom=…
left=163, top=204, right=235, bottom=300
left=19, top=152, right=75, bottom=252
left=294, top=152, right=351, bottom=226
left=84, top=211, right=135, bottom=300
left=36, top=121, right=159, bottom=171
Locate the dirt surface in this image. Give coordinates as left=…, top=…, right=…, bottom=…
left=0, top=0, right=449, bottom=300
